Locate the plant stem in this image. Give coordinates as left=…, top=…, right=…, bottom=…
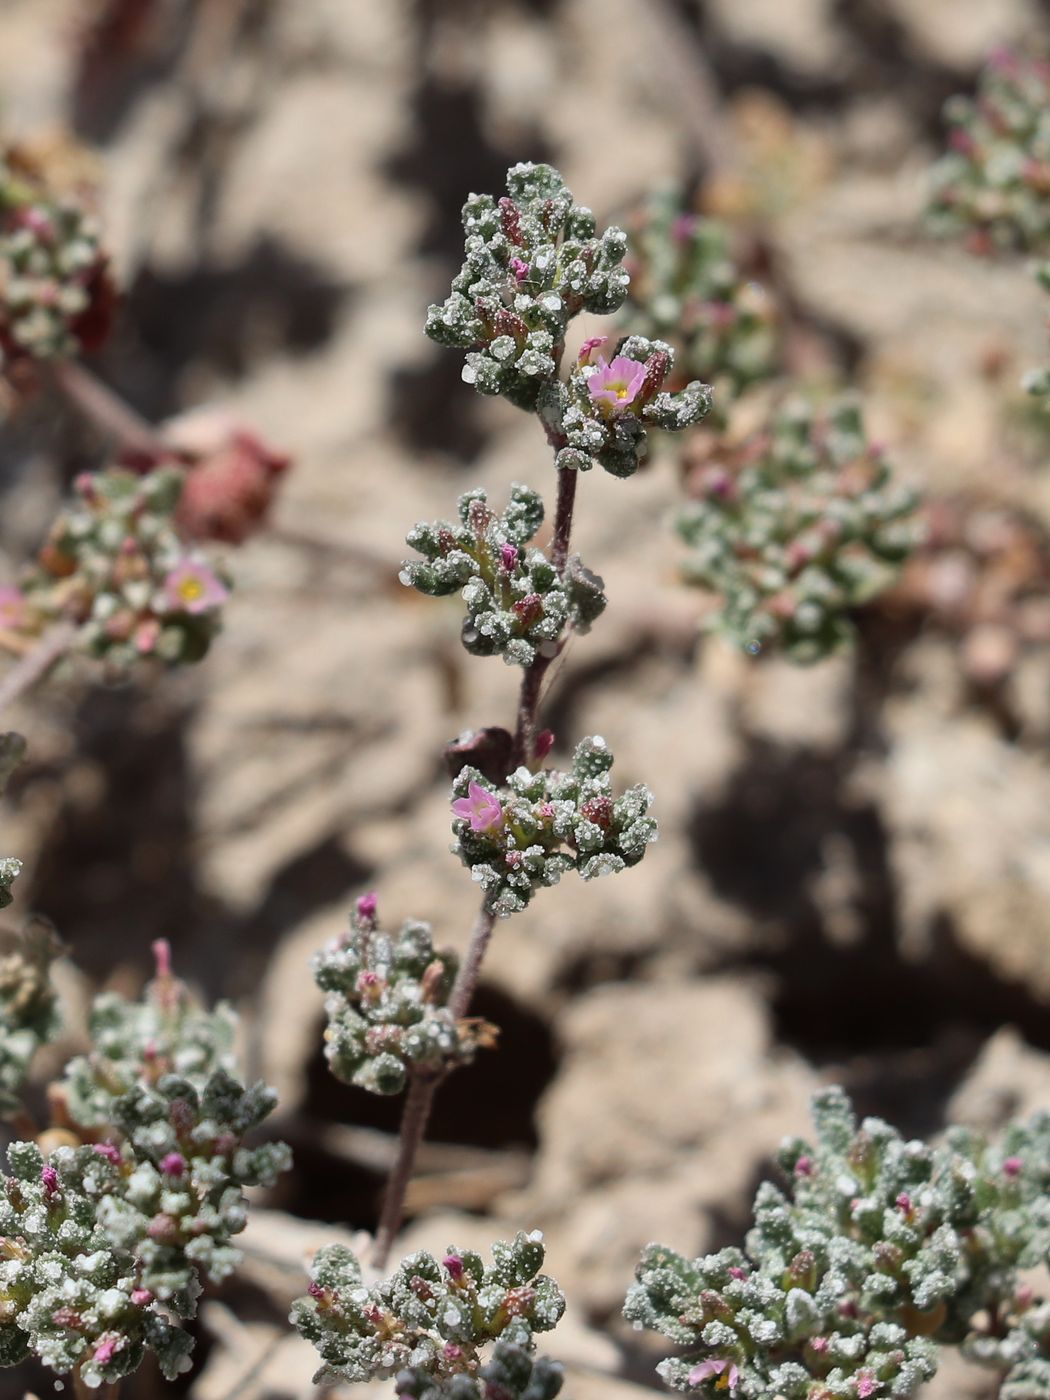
left=371, top=1068, right=440, bottom=1269
left=448, top=904, right=498, bottom=1022
left=49, top=360, right=169, bottom=460
left=0, top=620, right=77, bottom=715
left=372, top=458, right=578, bottom=1268
left=370, top=902, right=497, bottom=1269
left=510, top=465, right=578, bottom=768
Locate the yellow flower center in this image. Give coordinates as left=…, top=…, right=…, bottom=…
left=178, top=577, right=205, bottom=603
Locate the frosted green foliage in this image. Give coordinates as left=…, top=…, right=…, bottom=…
left=0, top=945, right=291, bottom=1388
left=401, top=484, right=606, bottom=667
left=313, top=894, right=487, bottom=1095
left=292, top=1230, right=565, bottom=1388
left=425, top=161, right=630, bottom=413
left=62, top=940, right=237, bottom=1126
left=0, top=916, right=63, bottom=1116
left=620, top=191, right=779, bottom=406
left=677, top=398, right=918, bottom=662
left=626, top=1087, right=1050, bottom=1400
left=0, top=1140, right=194, bottom=1386
left=543, top=333, right=711, bottom=478
left=1023, top=262, right=1050, bottom=407
left=929, top=48, right=1050, bottom=254
left=450, top=736, right=657, bottom=918
left=105, top=1070, right=291, bottom=1294
left=17, top=465, right=230, bottom=669
left=0, top=856, right=20, bottom=911
left=395, top=1340, right=564, bottom=1400
left=0, top=731, right=25, bottom=913
left=0, top=154, right=113, bottom=367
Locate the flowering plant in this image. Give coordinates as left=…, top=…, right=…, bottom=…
left=627, top=1088, right=1050, bottom=1400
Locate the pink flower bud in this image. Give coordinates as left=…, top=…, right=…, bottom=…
left=94, top=1337, right=118, bottom=1366
left=355, top=891, right=379, bottom=926
left=152, top=938, right=172, bottom=978
left=160, top=1152, right=186, bottom=1177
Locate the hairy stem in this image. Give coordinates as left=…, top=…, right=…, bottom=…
left=371, top=1068, right=440, bottom=1269
left=510, top=465, right=578, bottom=768
left=370, top=903, right=497, bottom=1269
left=448, top=904, right=498, bottom=1022
left=0, top=621, right=77, bottom=715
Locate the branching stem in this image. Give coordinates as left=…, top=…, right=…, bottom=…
left=49, top=360, right=169, bottom=461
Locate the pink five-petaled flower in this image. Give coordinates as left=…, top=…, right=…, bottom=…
left=688, top=1359, right=740, bottom=1393
left=586, top=355, right=647, bottom=415
left=163, top=557, right=229, bottom=616
left=856, top=1371, right=879, bottom=1398
left=452, top=781, right=504, bottom=834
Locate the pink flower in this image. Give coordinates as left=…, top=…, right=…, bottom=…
left=509, top=257, right=530, bottom=283
left=93, top=1143, right=122, bottom=1166
left=130, top=1287, right=153, bottom=1307
left=856, top=1371, right=879, bottom=1398
left=688, top=1358, right=740, bottom=1392
left=163, top=557, right=229, bottom=616
left=586, top=355, right=647, bottom=414
left=160, top=1152, right=186, bottom=1177
left=1003, top=1156, right=1022, bottom=1177
left=452, top=781, right=504, bottom=833
left=578, top=336, right=610, bottom=366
